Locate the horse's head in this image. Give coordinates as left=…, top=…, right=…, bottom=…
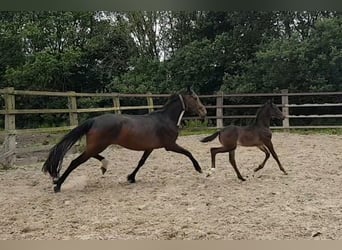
left=182, top=86, right=207, bottom=118
left=266, top=99, right=285, bottom=120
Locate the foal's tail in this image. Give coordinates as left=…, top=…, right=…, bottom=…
left=200, top=131, right=220, bottom=143
left=42, top=118, right=95, bottom=179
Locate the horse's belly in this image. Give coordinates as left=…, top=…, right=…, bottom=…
left=237, top=136, right=261, bottom=147
left=115, top=132, right=163, bottom=150
left=118, top=141, right=163, bottom=150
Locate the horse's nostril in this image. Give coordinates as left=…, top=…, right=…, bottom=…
left=201, top=109, right=207, bottom=116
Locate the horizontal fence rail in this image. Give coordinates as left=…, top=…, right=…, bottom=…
left=0, top=87, right=341, bottom=167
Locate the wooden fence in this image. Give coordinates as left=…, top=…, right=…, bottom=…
left=0, top=87, right=341, bottom=167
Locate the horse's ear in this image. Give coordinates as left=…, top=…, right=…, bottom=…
left=186, top=85, right=196, bottom=95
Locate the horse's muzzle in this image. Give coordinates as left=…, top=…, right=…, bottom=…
left=199, top=108, right=207, bottom=119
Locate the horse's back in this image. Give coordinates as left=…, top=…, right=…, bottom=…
left=219, top=125, right=267, bottom=147
left=91, top=113, right=177, bottom=150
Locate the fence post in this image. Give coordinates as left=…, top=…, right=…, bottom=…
left=216, top=91, right=224, bottom=128
left=67, top=91, right=80, bottom=149
left=68, top=91, right=78, bottom=127
left=147, top=93, right=154, bottom=113
left=281, top=89, right=290, bottom=129
left=4, top=87, right=16, bottom=167
left=113, top=95, right=121, bottom=114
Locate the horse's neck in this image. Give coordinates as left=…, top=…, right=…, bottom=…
left=161, top=98, right=184, bottom=125
left=255, top=109, right=271, bottom=128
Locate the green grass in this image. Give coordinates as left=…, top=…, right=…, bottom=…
left=180, top=128, right=216, bottom=136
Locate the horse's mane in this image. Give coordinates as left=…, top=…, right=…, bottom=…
left=164, top=94, right=179, bottom=106
left=254, top=102, right=270, bottom=122
left=149, top=93, right=180, bottom=115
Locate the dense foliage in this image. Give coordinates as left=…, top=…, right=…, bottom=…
left=1, top=11, right=341, bottom=94
left=1, top=11, right=341, bottom=128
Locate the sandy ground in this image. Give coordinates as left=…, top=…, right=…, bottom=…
left=0, top=132, right=341, bottom=240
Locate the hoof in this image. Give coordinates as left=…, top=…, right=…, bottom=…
left=206, top=168, right=215, bottom=177
left=101, top=167, right=107, bottom=175
left=52, top=178, right=59, bottom=185
left=127, top=174, right=136, bottom=183
left=239, top=177, right=246, bottom=181
left=54, top=185, right=61, bottom=193
left=195, top=167, right=202, bottom=173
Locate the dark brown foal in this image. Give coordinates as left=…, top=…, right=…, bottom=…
left=201, top=100, right=287, bottom=181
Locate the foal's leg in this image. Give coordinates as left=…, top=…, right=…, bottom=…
left=264, top=140, right=287, bottom=175
left=165, top=143, right=202, bottom=173
left=127, top=150, right=153, bottom=183
left=53, top=152, right=90, bottom=193
left=228, top=150, right=246, bottom=181
left=254, top=145, right=270, bottom=172
left=93, top=154, right=109, bottom=175
left=207, top=147, right=229, bottom=176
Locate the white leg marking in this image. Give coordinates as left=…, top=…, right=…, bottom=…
left=206, top=167, right=216, bottom=177
left=101, top=159, right=109, bottom=170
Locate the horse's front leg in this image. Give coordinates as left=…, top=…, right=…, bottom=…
left=165, top=143, right=202, bottom=173
left=264, top=140, right=287, bottom=175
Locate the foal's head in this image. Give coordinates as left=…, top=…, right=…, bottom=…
left=182, top=87, right=207, bottom=118
left=264, top=99, right=285, bottom=120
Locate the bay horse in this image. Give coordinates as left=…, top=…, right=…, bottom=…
left=42, top=87, right=207, bottom=192
left=200, top=100, right=287, bottom=181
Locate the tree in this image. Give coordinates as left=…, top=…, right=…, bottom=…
left=0, top=12, right=26, bottom=86
left=224, top=16, right=342, bottom=93
left=2, top=11, right=136, bottom=92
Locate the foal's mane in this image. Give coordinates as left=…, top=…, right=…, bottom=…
left=254, top=102, right=270, bottom=122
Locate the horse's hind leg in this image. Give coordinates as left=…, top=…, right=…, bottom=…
left=264, top=140, right=287, bottom=175
left=54, top=152, right=90, bottom=192
left=207, top=147, right=229, bottom=176
left=127, top=149, right=153, bottom=183
left=93, top=154, right=109, bottom=175
left=229, top=150, right=246, bottom=181
left=54, top=142, right=109, bottom=192
left=254, top=145, right=270, bottom=172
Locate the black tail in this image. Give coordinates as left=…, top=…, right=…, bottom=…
left=42, top=118, right=95, bottom=178
left=200, top=131, right=220, bottom=143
